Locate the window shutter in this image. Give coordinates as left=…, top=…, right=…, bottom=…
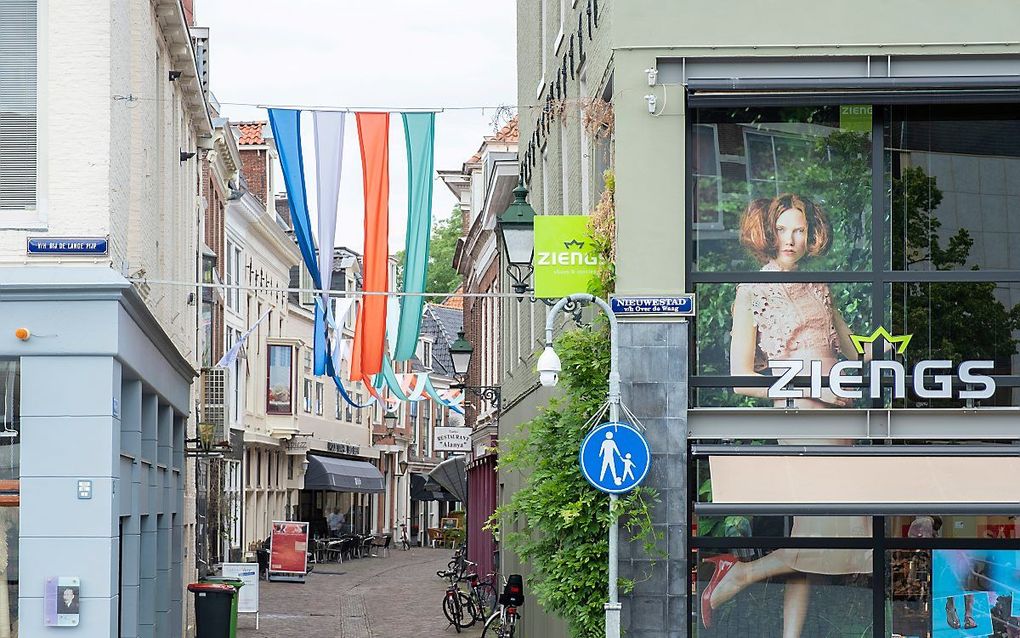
left=0, top=0, right=37, bottom=211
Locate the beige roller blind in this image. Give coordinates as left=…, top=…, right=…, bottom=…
left=709, top=456, right=1020, bottom=504
left=0, top=0, right=37, bottom=212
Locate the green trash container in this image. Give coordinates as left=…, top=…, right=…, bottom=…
left=199, top=577, right=244, bottom=638
left=188, top=583, right=237, bottom=638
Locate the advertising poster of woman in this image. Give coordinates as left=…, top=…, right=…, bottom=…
left=701, top=194, right=875, bottom=636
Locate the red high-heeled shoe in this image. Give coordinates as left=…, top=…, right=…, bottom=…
left=701, top=554, right=739, bottom=629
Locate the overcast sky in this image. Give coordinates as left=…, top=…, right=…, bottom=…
left=196, top=1, right=517, bottom=253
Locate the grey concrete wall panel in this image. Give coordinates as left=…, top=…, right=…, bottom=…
left=20, top=477, right=118, bottom=537
left=121, top=380, right=143, bottom=458
left=21, top=415, right=119, bottom=477
left=618, top=321, right=688, bottom=638
left=19, top=596, right=118, bottom=638
left=19, top=356, right=118, bottom=418
left=19, top=537, right=120, bottom=598
left=116, top=304, right=193, bottom=412
left=1, top=268, right=193, bottom=637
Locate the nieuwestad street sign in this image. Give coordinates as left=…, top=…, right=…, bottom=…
left=767, top=327, right=996, bottom=401
left=27, top=237, right=109, bottom=256
left=533, top=215, right=604, bottom=298
left=610, top=294, right=695, bottom=318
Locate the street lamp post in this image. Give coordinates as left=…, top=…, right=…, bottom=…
left=539, top=293, right=622, bottom=638
left=449, top=330, right=502, bottom=411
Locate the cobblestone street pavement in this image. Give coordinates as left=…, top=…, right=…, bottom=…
left=237, top=547, right=485, bottom=638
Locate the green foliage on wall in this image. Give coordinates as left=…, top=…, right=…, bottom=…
left=492, top=326, right=660, bottom=638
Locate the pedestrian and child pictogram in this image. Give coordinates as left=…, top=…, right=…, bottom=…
left=579, top=422, right=651, bottom=494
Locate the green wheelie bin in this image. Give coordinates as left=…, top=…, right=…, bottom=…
left=188, top=582, right=238, bottom=638
left=199, top=577, right=244, bottom=637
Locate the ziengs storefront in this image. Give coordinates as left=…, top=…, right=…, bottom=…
left=683, top=76, right=1020, bottom=638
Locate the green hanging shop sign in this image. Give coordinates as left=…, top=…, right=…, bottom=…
left=534, top=215, right=603, bottom=298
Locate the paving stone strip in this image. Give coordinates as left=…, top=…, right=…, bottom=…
left=338, top=593, right=372, bottom=638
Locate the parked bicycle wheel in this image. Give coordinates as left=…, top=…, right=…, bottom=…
left=482, top=611, right=515, bottom=638
left=474, top=581, right=498, bottom=618
left=443, top=590, right=476, bottom=630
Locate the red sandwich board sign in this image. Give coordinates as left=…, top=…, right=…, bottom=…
left=268, top=520, right=309, bottom=582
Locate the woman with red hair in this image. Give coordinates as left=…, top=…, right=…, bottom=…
left=701, top=194, right=873, bottom=636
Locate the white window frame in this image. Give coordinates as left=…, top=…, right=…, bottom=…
left=0, top=0, right=47, bottom=230
left=303, top=379, right=312, bottom=413
left=315, top=381, right=324, bottom=415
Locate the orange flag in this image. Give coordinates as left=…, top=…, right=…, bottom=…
left=350, top=112, right=390, bottom=380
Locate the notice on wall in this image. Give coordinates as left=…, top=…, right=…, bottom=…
left=269, top=521, right=309, bottom=574
left=434, top=426, right=472, bottom=452
left=221, top=563, right=260, bottom=614
left=44, top=576, right=81, bottom=627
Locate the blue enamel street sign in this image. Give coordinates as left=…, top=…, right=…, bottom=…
left=609, top=294, right=695, bottom=317
left=27, top=237, right=109, bottom=256
left=579, top=422, right=650, bottom=494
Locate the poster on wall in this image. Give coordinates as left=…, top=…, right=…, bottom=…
left=932, top=550, right=1020, bottom=637
left=434, top=426, right=472, bottom=452
left=269, top=521, right=308, bottom=577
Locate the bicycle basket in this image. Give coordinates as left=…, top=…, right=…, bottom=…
left=499, top=574, right=525, bottom=606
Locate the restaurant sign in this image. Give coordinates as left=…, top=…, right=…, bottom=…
left=766, top=327, right=996, bottom=401
left=433, top=427, right=472, bottom=452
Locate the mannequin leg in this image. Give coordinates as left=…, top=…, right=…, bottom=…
left=710, top=549, right=799, bottom=608
left=782, top=575, right=811, bottom=638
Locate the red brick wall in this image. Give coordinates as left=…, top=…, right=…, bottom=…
left=239, top=148, right=267, bottom=207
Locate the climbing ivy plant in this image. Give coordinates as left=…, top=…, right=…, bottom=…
left=491, top=327, right=660, bottom=638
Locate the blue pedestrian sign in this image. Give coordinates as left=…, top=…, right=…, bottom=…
left=579, top=422, right=650, bottom=494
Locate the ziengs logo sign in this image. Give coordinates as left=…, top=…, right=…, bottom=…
left=767, top=327, right=996, bottom=401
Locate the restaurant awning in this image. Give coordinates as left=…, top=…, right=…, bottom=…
left=303, top=455, right=384, bottom=494
left=427, top=455, right=467, bottom=503
left=411, top=473, right=458, bottom=502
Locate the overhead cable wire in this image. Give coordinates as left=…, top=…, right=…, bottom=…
left=125, top=277, right=545, bottom=299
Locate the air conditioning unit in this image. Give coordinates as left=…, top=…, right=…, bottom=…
left=200, top=367, right=230, bottom=444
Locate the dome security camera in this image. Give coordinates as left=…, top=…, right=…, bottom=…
left=537, top=346, right=561, bottom=388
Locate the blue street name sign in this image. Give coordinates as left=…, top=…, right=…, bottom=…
left=579, top=422, right=650, bottom=494
left=609, top=294, right=695, bottom=317
left=27, top=237, right=109, bottom=256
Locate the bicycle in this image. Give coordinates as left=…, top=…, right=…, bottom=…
left=440, top=569, right=477, bottom=632
left=482, top=574, right=524, bottom=638
left=462, top=561, right=498, bottom=621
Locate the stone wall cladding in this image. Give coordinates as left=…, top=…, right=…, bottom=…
left=618, top=320, right=689, bottom=638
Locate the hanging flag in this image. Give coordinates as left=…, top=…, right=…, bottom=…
left=267, top=108, right=329, bottom=375
left=313, top=111, right=346, bottom=311
left=267, top=109, right=321, bottom=286
left=215, top=309, right=272, bottom=369
left=350, top=112, right=390, bottom=380
left=394, top=112, right=436, bottom=360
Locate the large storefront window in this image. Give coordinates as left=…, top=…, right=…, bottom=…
left=690, top=103, right=1020, bottom=408
left=0, top=361, right=18, bottom=636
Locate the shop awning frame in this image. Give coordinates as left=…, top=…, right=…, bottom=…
left=427, top=455, right=467, bottom=503
left=303, top=455, right=384, bottom=494
left=687, top=407, right=1020, bottom=440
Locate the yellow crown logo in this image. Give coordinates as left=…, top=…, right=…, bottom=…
left=849, top=326, right=912, bottom=355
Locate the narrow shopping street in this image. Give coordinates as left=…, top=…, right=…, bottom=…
left=237, top=548, right=485, bottom=638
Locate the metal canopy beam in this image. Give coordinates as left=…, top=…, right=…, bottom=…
left=695, top=502, right=1020, bottom=516
left=687, top=408, right=1020, bottom=440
